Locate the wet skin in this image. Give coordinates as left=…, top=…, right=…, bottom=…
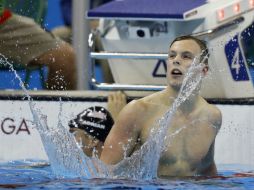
left=100, top=39, right=222, bottom=177
left=70, top=128, right=103, bottom=157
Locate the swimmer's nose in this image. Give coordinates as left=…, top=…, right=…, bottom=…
left=173, top=61, right=180, bottom=65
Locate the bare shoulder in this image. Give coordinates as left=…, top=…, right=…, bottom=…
left=127, top=91, right=162, bottom=107
left=114, top=98, right=147, bottom=130
left=123, top=98, right=147, bottom=114
left=115, top=92, right=160, bottom=124
left=140, top=90, right=165, bottom=104
left=201, top=98, right=222, bottom=130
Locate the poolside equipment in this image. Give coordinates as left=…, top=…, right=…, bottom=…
left=87, top=0, right=254, bottom=98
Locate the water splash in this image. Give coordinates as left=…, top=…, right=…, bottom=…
left=31, top=107, right=99, bottom=178
left=0, top=54, right=98, bottom=178
left=0, top=53, right=206, bottom=180
left=109, top=59, right=205, bottom=179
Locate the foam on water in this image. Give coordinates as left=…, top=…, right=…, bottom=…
left=1, top=161, right=254, bottom=190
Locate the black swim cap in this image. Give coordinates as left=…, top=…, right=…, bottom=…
left=68, top=106, right=114, bottom=142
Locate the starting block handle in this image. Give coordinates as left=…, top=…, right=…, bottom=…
left=88, top=16, right=244, bottom=91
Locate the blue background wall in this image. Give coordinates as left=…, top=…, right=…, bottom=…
left=45, top=0, right=64, bottom=30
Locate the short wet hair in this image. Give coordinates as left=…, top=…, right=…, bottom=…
left=169, top=35, right=209, bottom=65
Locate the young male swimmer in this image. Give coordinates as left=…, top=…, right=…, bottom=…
left=69, top=91, right=127, bottom=157
left=100, top=36, right=222, bottom=177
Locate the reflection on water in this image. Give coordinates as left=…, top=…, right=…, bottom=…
left=0, top=161, right=253, bottom=189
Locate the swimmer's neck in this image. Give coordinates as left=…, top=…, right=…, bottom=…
left=163, top=86, right=201, bottom=113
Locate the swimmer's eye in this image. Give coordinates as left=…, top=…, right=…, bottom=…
left=182, top=53, right=193, bottom=60
left=168, top=53, right=176, bottom=59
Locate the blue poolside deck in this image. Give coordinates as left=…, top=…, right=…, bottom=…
left=88, top=0, right=207, bottom=20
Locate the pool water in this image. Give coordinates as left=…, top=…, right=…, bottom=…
left=0, top=161, right=253, bottom=189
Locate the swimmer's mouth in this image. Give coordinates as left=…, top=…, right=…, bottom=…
left=171, top=69, right=183, bottom=76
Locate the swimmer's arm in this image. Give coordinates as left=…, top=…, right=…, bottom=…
left=200, top=143, right=217, bottom=176
left=206, top=109, right=222, bottom=175
left=200, top=107, right=222, bottom=176
left=201, top=160, right=217, bottom=176
left=100, top=101, right=141, bottom=165
left=210, top=105, right=222, bottom=133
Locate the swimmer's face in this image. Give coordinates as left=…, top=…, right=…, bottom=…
left=167, top=39, right=204, bottom=88
left=70, top=128, right=99, bottom=157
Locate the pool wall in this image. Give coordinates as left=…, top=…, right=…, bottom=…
left=0, top=91, right=253, bottom=170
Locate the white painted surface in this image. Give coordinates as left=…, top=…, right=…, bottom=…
left=0, top=100, right=106, bottom=162
left=99, top=1, right=254, bottom=98
left=0, top=99, right=253, bottom=170
left=215, top=105, right=254, bottom=167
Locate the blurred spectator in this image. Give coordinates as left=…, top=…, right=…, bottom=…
left=51, top=0, right=72, bottom=43
left=52, top=0, right=114, bottom=83
left=0, top=0, right=77, bottom=90
left=52, top=0, right=112, bottom=43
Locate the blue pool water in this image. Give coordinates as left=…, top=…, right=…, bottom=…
left=0, top=161, right=253, bottom=189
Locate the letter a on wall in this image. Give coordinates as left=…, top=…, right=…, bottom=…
left=152, top=60, right=167, bottom=77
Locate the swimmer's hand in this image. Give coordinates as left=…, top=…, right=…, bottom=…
left=108, top=91, right=127, bottom=121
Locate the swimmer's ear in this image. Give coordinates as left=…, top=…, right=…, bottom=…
left=69, top=128, right=77, bottom=133
left=91, top=138, right=100, bottom=147
left=202, top=65, right=209, bottom=75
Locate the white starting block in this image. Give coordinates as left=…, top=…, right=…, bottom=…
left=88, top=0, right=254, bottom=98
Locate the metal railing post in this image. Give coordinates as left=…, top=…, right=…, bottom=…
left=73, top=0, right=90, bottom=90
